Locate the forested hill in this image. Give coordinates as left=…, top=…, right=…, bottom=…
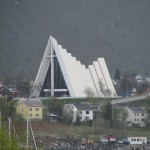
left=0, top=0, right=150, bottom=80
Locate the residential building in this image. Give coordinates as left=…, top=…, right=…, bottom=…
left=64, top=103, right=93, bottom=123
left=0, top=82, right=3, bottom=89
left=145, top=77, right=150, bottom=84
left=16, top=99, right=43, bottom=120
left=126, top=106, right=147, bottom=127
left=135, top=75, right=144, bottom=84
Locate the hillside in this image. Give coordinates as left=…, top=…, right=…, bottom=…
left=0, top=0, right=150, bottom=80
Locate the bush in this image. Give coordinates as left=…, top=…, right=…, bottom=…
left=0, top=128, right=20, bottom=150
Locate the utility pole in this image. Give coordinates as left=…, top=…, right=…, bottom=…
left=0, top=107, right=1, bottom=129
left=29, top=119, right=38, bottom=150
left=8, top=117, right=11, bottom=139
left=124, top=118, right=127, bottom=137
left=27, top=106, right=38, bottom=150
left=27, top=117, right=29, bottom=150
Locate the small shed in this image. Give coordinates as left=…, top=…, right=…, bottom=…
left=45, top=113, right=58, bottom=122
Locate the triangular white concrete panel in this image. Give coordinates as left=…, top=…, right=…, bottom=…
left=31, top=36, right=116, bottom=98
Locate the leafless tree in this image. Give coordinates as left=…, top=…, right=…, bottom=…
left=63, top=107, right=73, bottom=124
left=30, top=82, right=43, bottom=98
left=98, top=79, right=105, bottom=97
left=112, top=106, right=128, bottom=121
left=103, top=89, right=112, bottom=97
left=83, top=87, right=95, bottom=98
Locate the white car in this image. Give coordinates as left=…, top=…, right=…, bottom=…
left=117, top=140, right=124, bottom=144
left=100, top=138, right=108, bottom=144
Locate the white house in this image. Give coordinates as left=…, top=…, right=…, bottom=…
left=126, top=106, right=147, bottom=127
left=64, top=103, right=93, bottom=123
left=135, top=75, right=143, bottom=84
left=0, top=82, right=3, bottom=89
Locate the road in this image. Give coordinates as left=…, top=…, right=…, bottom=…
left=111, top=95, right=148, bottom=105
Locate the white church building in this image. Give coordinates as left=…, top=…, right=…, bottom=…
left=31, top=36, right=116, bottom=98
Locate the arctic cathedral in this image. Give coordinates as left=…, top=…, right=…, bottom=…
left=31, top=36, right=116, bottom=98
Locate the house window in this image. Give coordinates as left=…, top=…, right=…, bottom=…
left=137, top=119, right=139, bottom=121
left=30, top=114, right=32, bottom=117
left=35, top=114, right=39, bottom=117
left=142, top=113, right=145, bottom=116
left=137, top=113, right=139, bottom=116
left=80, top=111, right=82, bottom=114
left=30, top=108, right=32, bottom=111
left=35, top=108, right=39, bottom=111
left=86, top=111, right=89, bottom=114
left=134, top=119, right=136, bottom=121
left=134, top=113, right=136, bottom=116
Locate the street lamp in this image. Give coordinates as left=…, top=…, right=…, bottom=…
left=127, top=86, right=128, bottom=97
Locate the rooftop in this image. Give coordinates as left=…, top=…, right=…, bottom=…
left=24, top=100, right=42, bottom=107
left=128, top=106, right=145, bottom=113
left=73, top=103, right=92, bottom=111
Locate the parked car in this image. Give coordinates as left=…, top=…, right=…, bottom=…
left=81, top=137, right=94, bottom=145
left=147, top=139, right=150, bottom=144
left=117, top=139, right=124, bottom=144
left=100, top=138, right=108, bottom=144
left=122, top=138, right=130, bottom=145
left=87, top=137, right=94, bottom=144
left=81, top=138, right=86, bottom=145
left=107, top=135, right=116, bottom=144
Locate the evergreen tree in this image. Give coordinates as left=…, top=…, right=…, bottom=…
left=102, top=101, right=113, bottom=126
left=114, top=68, right=121, bottom=80
left=75, top=115, right=81, bottom=125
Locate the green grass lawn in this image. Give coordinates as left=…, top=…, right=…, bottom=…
left=13, top=118, right=149, bottom=142
left=42, top=97, right=115, bottom=106
left=40, top=97, right=150, bottom=141
left=8, top=97, right=150, bottom=143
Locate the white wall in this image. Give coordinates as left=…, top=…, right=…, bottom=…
left=32, top=36, right=117, bottom=98
left=64, top=104, right=93, bottom=123
left=126, top=107, right=146, bottom=127
left=80, top=110, right=93, bottom=122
